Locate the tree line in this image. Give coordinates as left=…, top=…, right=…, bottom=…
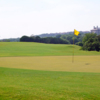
left=20, top=33, right=100, bottom=51
left=20, top=33, right=83, bottom=44
left=0, top=38, right=20, bottom=42
left=20, top=36, right=69, bottom=44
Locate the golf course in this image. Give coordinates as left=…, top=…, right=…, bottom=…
left=0, top=42, right=100, bottom=100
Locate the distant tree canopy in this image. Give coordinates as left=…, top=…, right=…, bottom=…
left=82, top=33, right=100, bottom=51
left=20, top=36, right=69, bottom=44
left=20, top=33, right=84, bottom=44
left=20, top=33, right=100, bottom=51
left=0, top=38, right=20, bottom=42
left=56, top=33, right=84, bottom=44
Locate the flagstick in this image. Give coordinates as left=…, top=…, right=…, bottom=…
left=72, top=31, right=75, bottom=63
left=72, top=29, right=79, bottom=63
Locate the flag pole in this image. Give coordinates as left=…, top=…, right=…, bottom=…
left=72, top=29, right=75, bottom=63
left=72, top=29, right=79, bottom=63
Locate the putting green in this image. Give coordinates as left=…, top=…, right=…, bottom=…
left=0, top=56, right=100, bottom=72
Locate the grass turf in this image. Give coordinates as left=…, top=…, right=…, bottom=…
left=0, top=67, right=100, bottom=100
left=0, top=42, right=100, bottom=57
left=0, top=56, right=100, bottom=73
left=0, top=42, right=100, bottom=100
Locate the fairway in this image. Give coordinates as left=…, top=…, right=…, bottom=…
left=0, top=67, right=100, bottom=100
left=0, top=56, right=100, bottom=72
left=0, top=42, right=100, bottom=57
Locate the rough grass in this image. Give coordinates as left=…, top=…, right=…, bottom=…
left=0, top=42, right=100, bottom=57
left=0, top=67, right=100, bottom=100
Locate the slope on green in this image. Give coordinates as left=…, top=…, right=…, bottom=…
left=0, top=67, right=100, bottom=100
left=0, top=56, right=100, bottom=73
left=0, top=42, right=100, bottom=57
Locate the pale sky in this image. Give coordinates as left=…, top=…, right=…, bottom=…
left=0, top=0, right=100, bottom=39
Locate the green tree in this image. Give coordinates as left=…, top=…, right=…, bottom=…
left=82, top=33, right=97, bottom=44
left=35, top=36, right=41, bottom=42
left=20, top=36, right=30, bottom=42
left=82, top=34, right=100, bottom=51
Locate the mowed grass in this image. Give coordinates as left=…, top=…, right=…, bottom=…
left=0, top=67, right=100, bottom=100
left=0, top=42, right=100, bottom=100
left=0, top=42, right=100, bottom=57
left=0, top=56, right=100, bottom=73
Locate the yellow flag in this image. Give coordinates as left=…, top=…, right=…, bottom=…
left=74, top=29, right=80, bottom=36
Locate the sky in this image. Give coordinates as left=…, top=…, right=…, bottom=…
left=0, top=0, right=100, bottom=39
